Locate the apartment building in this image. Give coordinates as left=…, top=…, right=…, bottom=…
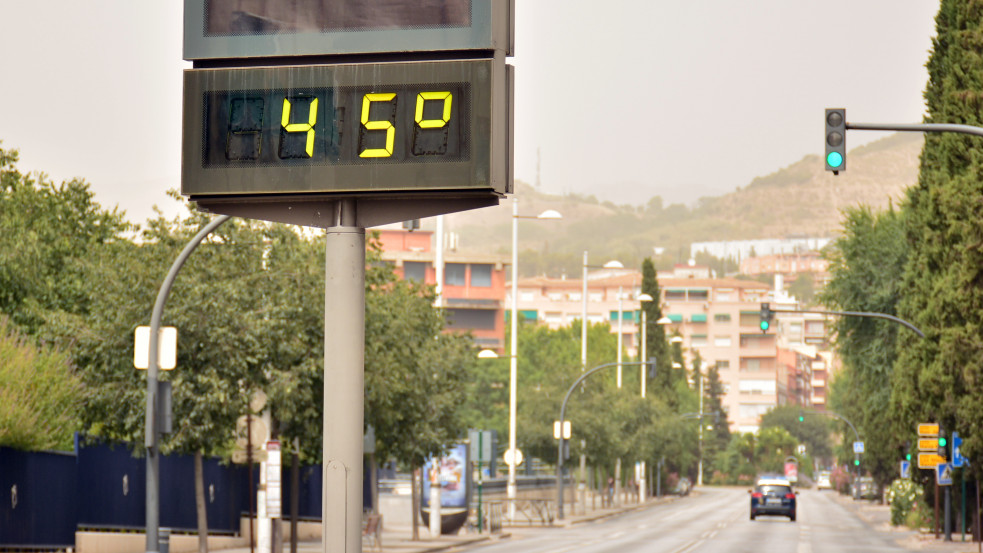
left=377, top=228, right=509, bottom=353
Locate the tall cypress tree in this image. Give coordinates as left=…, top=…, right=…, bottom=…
left=895, top=0, right=983, bottom=475
left=641, top=258, right=674, bottom=404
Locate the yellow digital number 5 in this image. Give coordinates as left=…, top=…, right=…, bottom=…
left=359, top=93, right=397, bottom=158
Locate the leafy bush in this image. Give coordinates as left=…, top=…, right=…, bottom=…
left=887, top=479, right=921, bottom=527
left=0, top=317, right=81, bottom=450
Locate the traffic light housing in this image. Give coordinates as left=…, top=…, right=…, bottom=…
left=798, top=410, right=804, bottom=422
left=825, top=108, right=846, bottom=174
left=648, top=356, right=657, bottom=379
left=759, top=303, right=773, bottom=333
left=939, top=427, right=948, bottom=458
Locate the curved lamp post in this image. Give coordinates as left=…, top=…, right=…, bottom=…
left=555, top=359, right=656, bottom=520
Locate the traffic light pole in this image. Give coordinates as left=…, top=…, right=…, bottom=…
left=846, top=121, right=983, bottom=138
left=766, top=307, right=924, bottom=338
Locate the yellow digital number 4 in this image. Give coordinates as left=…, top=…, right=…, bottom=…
left=360, top=93, right=397, bottom=158
left=415, top=91, right=453, bottom=129
left=281, top=97, right=318, bottom=158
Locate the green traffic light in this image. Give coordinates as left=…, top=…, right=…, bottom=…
left=854, top=459, right=860, bottom=466
left=798, top=416, right=804, bottom=422
left=827, top=151, right=843, bottom=168
left=906, top=453, right=912, bottom=461
left=760, top=320, right=770, bottom=331
left=940, top=437, right=948, bottom=447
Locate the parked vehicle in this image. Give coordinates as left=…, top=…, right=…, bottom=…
left=749, top=478, right=797, bottom=521
left=853, top=476, right=878, bottom=500
left=816, top=471, right=832, bottom=490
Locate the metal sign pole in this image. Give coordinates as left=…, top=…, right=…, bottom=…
left=323, top=200, right=365, bottom=553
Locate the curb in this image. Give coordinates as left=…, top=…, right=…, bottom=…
left=568, top=496, right=679, bottom=526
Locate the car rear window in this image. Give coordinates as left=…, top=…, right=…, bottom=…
left=758, top=485, right=791, bottom=495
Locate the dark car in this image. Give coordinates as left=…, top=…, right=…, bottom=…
left=749, top=478, right=797, bottom=521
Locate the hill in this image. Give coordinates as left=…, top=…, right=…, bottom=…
left=443, top=132, right=923, bottom=276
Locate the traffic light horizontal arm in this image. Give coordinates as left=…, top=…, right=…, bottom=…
left=847, top=122, right=983, bottom=139
left=768, top=307, right=924, bottom=338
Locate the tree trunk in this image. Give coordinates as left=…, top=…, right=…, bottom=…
left=411, top=467, right=420, bottom=541
left=194, top=451, right=209, bottom=553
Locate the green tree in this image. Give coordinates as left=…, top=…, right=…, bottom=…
left=701, top=361, right=732, bottom=473
left=759, top=405, right=831, bottom=461
left=894, top=0, right=983, bottom=480
left=0, top=317, right=81, bottom=450
left=0, top=144, right=132, bottom=336
left=821, top=206, right=907, bottom=491
left=640, top=258, right=673, bottom=404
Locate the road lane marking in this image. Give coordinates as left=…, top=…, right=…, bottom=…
left=606, top=531, right=626, bottom=539
left=669, top=539, right=704, bottom=553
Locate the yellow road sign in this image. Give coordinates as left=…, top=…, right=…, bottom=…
left=918, top=452, right=946, bottom=469
left=918, top=438, right=939, bottom=451
left=918, top=423, right=939, bottom=436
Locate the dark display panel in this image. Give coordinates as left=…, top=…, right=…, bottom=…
left=182, top=59, right=509, bottom=197
left=202, top=84, right=469, bottom=167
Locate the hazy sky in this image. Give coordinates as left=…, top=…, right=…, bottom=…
left=0, top=1, right=938, bottom=225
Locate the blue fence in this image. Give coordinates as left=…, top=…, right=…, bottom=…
left=0, top=440, right=325, bottom=548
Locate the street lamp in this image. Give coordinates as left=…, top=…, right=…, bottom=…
left=581, top=254, right=623, bottom=373
left=508, top=197, right=561, bottom=519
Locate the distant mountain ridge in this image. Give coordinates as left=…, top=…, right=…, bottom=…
left=443, top=132, right=923, bottom=273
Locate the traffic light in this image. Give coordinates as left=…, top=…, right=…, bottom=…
left=825, top=108, right=846, bottom=174
left=798, top=410, right=804, bottom=422
left=854, top=458, right=860, bottom=466
left=759, top=303, right=773, bottom=333
left=905, top=440, right=912, bottom=461
left=939, top=427, right=948, bottom=458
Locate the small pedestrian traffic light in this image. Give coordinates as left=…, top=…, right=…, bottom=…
left=825, top=108, right=846, bottom=174
left=854, top=459, right=860, bottom=466
left=759, top=303, right=773, bottom=333
left=798, top=412, right=804, bottom=422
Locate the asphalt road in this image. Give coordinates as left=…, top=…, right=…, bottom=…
left=472, top=487, right=915, bottom=553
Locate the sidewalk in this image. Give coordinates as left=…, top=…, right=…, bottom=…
left=827, top=491, right=982, bottom=553
left=214, top=494, right=678, bottom=553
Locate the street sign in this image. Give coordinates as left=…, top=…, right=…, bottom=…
left=553, top=420, right=571, bottom=440
left=918, top=452, right=946, bottom=469
left=235, top=415, right=269, bottom=448
left=853, top=441, right=865, bottom=454
left=503, top=448, right=523, bottom=467
left=952, top=432, right=967, bottom=467
left=266, top=441, right=282, bottom=518
left=900, top=460, right=911, bottom=479
left=469, top=430, right=495, bottom=463
left=937, top=462, right=953, bottom=486
left=232, top=448, right=268, bottom=464
left=918, top=423, right=940, bottom=436
left=134, top=326, right=178, bottom=370
left=918, top=438, right=939, bottom=451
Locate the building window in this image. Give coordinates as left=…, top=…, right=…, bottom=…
left=520, top=292, right=534, bottom=302
left=589, top=292, right=603, bottom=302
left=404, top=261, right=428, bottom=282
left=715, top=360, right=730, bottom=370
left=665, top=289, right=686, bottom=301
left=548, top=292, right=564, bottom=301
left=714, top=335, right=732, bottom=347
left=691, top=334, right=708, bottom=347
left=568, top=292, right=582, bottom=301
left=739, top=379, right=776, bottom=395
left=545, top=311, right=564, bottom=325
left=446, top=263, right=466, bottom=286
left=446, top=309, right=496, bottom=330
left=716, top=289, right=733, bottom=302
left=714, top=313, right=731, bottom=323
left=744, top=358, right=761, bottom=371
left=470, top=264, right=492, bottom=287
left=688, top=289, right=709, bottom=301
left=738, top=403, right=775, bottom=419
left=805, top=321, right=825, bottom=334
